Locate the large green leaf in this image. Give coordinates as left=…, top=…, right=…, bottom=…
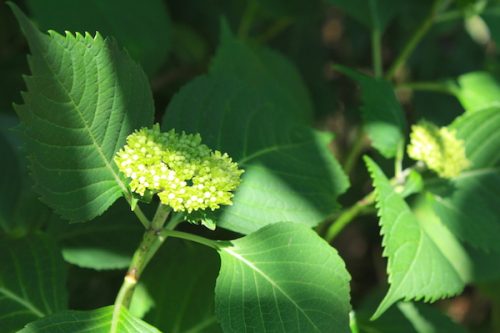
left=136, top=239, right=222, bottom=333
left=11, top=5, right=154, bottom=222
left=18, top=306, right=161, bottom=333
left=365, top=157, right=468, bottom=319
left=455, top=72, right=500, bottom=112
left=0, top=234, right=67, bottom=332
left=336, top=66, right=406, bottom=158
left=25, top=0, right=171, bottom=75
left=215, top=222, right=351, bottom=333
left=47, top=200, right=143, bottom=270
left=163, top=29, right=348, bottom=234
left=430, top=108, right=500, bottom=252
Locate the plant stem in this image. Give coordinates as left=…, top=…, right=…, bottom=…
left=132, top=204, right=150, bottom=229
left=394, top=141, right=405, bottom=182
left=324, top=191, right=376, bottom=242
left=369, top=0, right=383, bottom=78
left=349, top=311, right=361, bottom=333
left=256, top=18, right=293, bottom=43
left=385, top=0, right=449, bottom=80
left=395, top=81, right=458, bottom=95
left=343, top=129, right=367, bottom=176
left=160, top=229, right=220, bottom=250
left=238, top=0, right=259, bottom=39
left=110, top=204, right=172, bottom=333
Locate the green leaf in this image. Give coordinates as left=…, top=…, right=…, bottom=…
left=357, top=291, right=467, bottom=333
left=0, top=115, right=51, bottom=237
left=0, top=234, right=67, bottom=332
left=335, top=66, right=406, bottom=158
left=129, top=283, right=155, bottom=320
left=455, top=72, right=500, bottom=112
left=18, top=306, right=161, bottom=333
left=10, top=4, right=154, bottom=222
left=46, top=200, right=143, bottom=270
left=430, top=108, right=500, bottom=252
left=215, top=222, right=351, bottom=333
left=24, top=0, right=171, bottom=75
left=136, top=239, right=222, bottom=333
left=364, top=157, right=467, bottom=319
left=325, top=0, right=404, bottom=31
left=163, top=29, right=348, bottom=234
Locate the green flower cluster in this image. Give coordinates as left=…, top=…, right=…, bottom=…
left=407, top=121, right=470, bottom=178
left=114, top=124, right=243, bottom=212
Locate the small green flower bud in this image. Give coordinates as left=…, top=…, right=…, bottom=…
left=114, top=124, right=244, bottom=212
left=407, top=121, right=470, bottom=179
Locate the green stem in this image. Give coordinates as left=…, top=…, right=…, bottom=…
left=396, top=81, right=458, bottom=95
left=132, top=205, right=150, bottom=229
left=256, top=18, right=293, bottom=43
left=110, top=204, right=172, bottom=333
left=238, top=0, right=259, bottom=39
left=343, top=129, right=367, bottom=176
left=349, top=311, right=361, bottom=333
left=385, top=0, right=449, bottom=80
left=324, top=191, right=376, bottom=242
left=369, top=0, right=383, bottom=78
left=160, top=229, right=220, bottom=250
left=395, top=141, right=405, bottom=182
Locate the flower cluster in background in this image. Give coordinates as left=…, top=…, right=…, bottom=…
left=114, top=124, right=243, bottom=212
left=407, top=121, right=470, bottom=178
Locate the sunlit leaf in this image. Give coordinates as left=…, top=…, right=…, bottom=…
left=10, top=4, right=154, bottom=222
left=365, top=157, right=468, bottom=319
left=215, top=222, right=351, bottom=332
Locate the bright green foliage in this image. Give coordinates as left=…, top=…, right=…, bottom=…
left=335, top=66, right=406, bottom=158
left=407, top=121, right=469, bottom=178
left=135, top=239, right=222, bottom=333
left=10, top=5, right=154, bottom=222
left=25, top=0, right=171, bottom=75
left=0, top=234, right=67, bottom=332
left=164, top=27, right=348, bottom=234
left=430, top=108, right=500, bottom=252
left=365, top=157, right=468, bottom=319
left=18, top=306, right=161, bottom=333
left=455, top=71, right=500, bottom=112
left=215, top=222, right=351, bottom=333
left=47, top=200, right=143, bottom=270
left=114, top=124, right=243, bottom=213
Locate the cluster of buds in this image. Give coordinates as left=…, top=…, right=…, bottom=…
left=407, top=121, right=470, bottom=179
left=114, top=124, right=243, bottom=213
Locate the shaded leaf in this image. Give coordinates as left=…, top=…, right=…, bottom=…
left=0, top=234, right=67, bottom=332
left=365, top=157, right=467, bottom=319
left=455, top=72, right=500, bottom=112
left=357, top=291, right=467, bottom=333
left=336, top=66, right=406, bottom=158
left=18, top=306, right=161, bottom=333
left=11, top=4, right=154, bottom=222
left=46, top=199, right=144, bottom=270
left=163, top=28, right=348, bottom=234
left=430, top=107, right=500, bottom=252
left=325, top=0, right=405, bottom=31
left=137, top=239, right=222, bottom=333
left=215, top=222, right=351, bottom=333
left=25, top=0, right=171, bottom=75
